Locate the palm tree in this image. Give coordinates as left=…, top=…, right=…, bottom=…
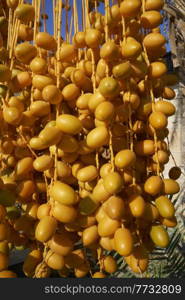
left=164, top=0, right=185, bottom=82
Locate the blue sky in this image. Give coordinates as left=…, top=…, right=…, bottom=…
left=43, top=0, right=104, bottom=39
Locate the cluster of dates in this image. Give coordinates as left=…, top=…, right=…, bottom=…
left=0, top=0, right=182, bottom=278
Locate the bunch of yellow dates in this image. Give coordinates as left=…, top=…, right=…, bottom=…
left=0, top=0, right=181, bottom=278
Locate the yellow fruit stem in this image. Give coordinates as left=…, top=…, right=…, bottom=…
left=142, top=0, right=160, bottom=177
